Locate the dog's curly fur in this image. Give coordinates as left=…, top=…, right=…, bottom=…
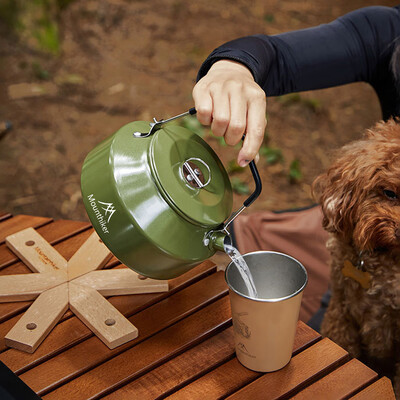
left=312, top=119, right=400, bottom=397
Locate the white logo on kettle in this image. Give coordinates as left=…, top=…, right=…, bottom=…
left=87, top=194, right=116, bottom=234
left=98, top=201, right=116, bottom=223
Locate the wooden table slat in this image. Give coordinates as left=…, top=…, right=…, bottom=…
left=349, top=377, right=396, bottom=399
left=167, top=338, right=347, bottom=400
left=0, top=229, right=97, bottom=327
left=0, top=215, right=395, bottom=400
left=224, top=338, right=349, bottom=400
left=0, top=219, right=91, bottom=270
left=0, top=213, right=12, bottom=222
left=103, top=321, right=320, bottom=400
left=0, top=215, right=52, bottom=243
left=103, top=327, right=235, bottom=400
left=0, top=261, right=215, bottom=357
left=0, top=261, right=217, bottom=369
left=18, top=272, right=229, bottom=395
left=39, top=296, right=231, bottom=399
left=290, top=358, right=377, bottom=400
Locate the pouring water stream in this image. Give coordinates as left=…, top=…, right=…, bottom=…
left=224, top=243, right=258, bottom=298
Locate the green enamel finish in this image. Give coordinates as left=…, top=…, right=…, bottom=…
left=81, top=121, right=233, bottom=279
left=150, top=125, right=232, bottom=227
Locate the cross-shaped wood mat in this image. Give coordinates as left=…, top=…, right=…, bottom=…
left=2, top=227, right=169, bottom=353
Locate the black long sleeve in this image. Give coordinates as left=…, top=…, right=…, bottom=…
left=197, top=6, right=400, bottom=119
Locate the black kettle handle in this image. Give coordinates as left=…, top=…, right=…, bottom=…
left=189, top=107, right=262, bottom=208
left=244, top=160, right=262, bottom=207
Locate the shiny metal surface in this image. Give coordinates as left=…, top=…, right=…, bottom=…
left=225, top=251, right=307, bottom=372
left=225, top=251, right=308, bottom=301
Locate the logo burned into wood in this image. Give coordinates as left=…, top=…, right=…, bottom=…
left=2, top=227, right=169, bottom=353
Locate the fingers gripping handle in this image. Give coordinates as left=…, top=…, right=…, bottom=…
left=189, top=108, right=262, bottom=209
left=150, top=107, right=262, bottom=221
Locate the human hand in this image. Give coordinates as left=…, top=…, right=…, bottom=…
left=192, top=60, right=267, bottom=167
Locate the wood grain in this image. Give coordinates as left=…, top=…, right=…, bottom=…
left=103, top=327, right=235, bottom=400
left=0, top=216, right=391, bottom=400
left=225, top=338, right=348, bottom=400
left=0, top=220, right=91, bottom=270
left=5, top=283, right=69, bottom=353
left=350, top=377, right=396, bottom=399
left=18, top=271, right=228, bottom=395
left=291, top=358, right=377, bottom=399
left=104, top=321, right=320, bottom=400
left=0, top=261, right=217, bottom=372
left=69, top=282, right=138, bottom=349
left=168, top=338, right=347, bottom=400
left=73, top=268, right=169, bottom=296
left=67, top=231, right=112, bottom=280
left=42, top=296, right=232, bottom=400
left=0, top=229, right=98, bottom=325
left=0, top=215, right=51, bottom=243
left=0, top=272, right=67, bottom=302
left=6, top=228, right=68, bottom=273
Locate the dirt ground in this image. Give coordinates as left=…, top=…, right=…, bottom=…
left=0, top=0, right=397, bottom=226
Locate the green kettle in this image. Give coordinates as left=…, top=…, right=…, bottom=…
left=81, top=108, right=262, bottom=279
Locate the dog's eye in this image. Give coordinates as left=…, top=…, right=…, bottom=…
left=383, top=189, right=398, bottom=200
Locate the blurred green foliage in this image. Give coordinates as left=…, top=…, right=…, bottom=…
left=231, top=177, right=250, bottom=195
left=181, top=115, right=207, bottom=137
left=289, top=159, right=302, bottom=183
left=259, top=145, right=283, bottom=165
left=226, top=159, right=243, bottom=174
left=0, top=0, right=75, bottom=55
left=32, top=61, right=50, bottom=80
left=278, top=93, right=322, bottom=113
left=263, top=13, right=275, bottom=23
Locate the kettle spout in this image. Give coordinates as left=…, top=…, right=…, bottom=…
left=205, top=230, right=232, bottom=252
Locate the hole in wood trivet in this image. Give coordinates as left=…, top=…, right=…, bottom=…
left=25, top=240, right=35, bottom=246
left=26, top=323, right=37, bottom=330
left=138, top=274, right=147, bottom=280
left=105, top=319, right=115, bottom=326
left=99, top=238, right=103, bottom=243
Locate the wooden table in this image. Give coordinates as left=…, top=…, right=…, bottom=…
left=0, top=213, right=395, bottom=399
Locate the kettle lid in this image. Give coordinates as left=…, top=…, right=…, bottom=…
left=149, top=125, right=232, bottom=227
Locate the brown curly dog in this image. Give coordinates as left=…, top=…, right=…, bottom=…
left=312, top=119, right=400, bottom=397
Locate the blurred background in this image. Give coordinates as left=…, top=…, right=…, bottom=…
left=0, top=0, right=396, bottom=222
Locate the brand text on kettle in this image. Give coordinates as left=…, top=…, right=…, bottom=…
left=87, top=194, right=116, bottom=233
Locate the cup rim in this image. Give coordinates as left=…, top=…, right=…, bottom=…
left=225, top=250, right=308, bottom=303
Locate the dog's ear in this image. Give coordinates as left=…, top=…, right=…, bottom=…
left=312, top=145, right=365, bottom=240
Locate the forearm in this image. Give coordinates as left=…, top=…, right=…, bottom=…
left=197, top=6, right=400, bottom=96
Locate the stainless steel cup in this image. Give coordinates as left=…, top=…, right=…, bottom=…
left=225, top=250, right=308, bottom=372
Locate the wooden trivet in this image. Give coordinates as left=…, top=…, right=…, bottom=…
left=2, top=227, right=169, bottom=353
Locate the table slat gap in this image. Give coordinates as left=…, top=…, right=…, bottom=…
left=0, top=263, right=217, bottom=364
left=15, top=273, right=229, bottom=394
left=46, top=222, right=92, bottom=247
left=0, top=221, right=91, bottom=270
left=166, top=336, right=346, bottom=400
left=0, top=216, right=53, bottom=245
left=349, top=377, right=396, bottom=399
left=346, top=376, right=380, bottom=400
left=286, top=358, right=378, bottom=400
left=224, top=339, right=350, bottom=400
left=0, top=229, right=106, bottom=327
left=101, top=327, right=236, bottom=400
left=0, top=213, right=12, bottom=222
left=40, top=296, right=232, bottom=399
left=99, top=323, right=234, bottom=400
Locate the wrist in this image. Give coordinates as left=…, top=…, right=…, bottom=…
left=209, top=59, right=254, bottom=79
